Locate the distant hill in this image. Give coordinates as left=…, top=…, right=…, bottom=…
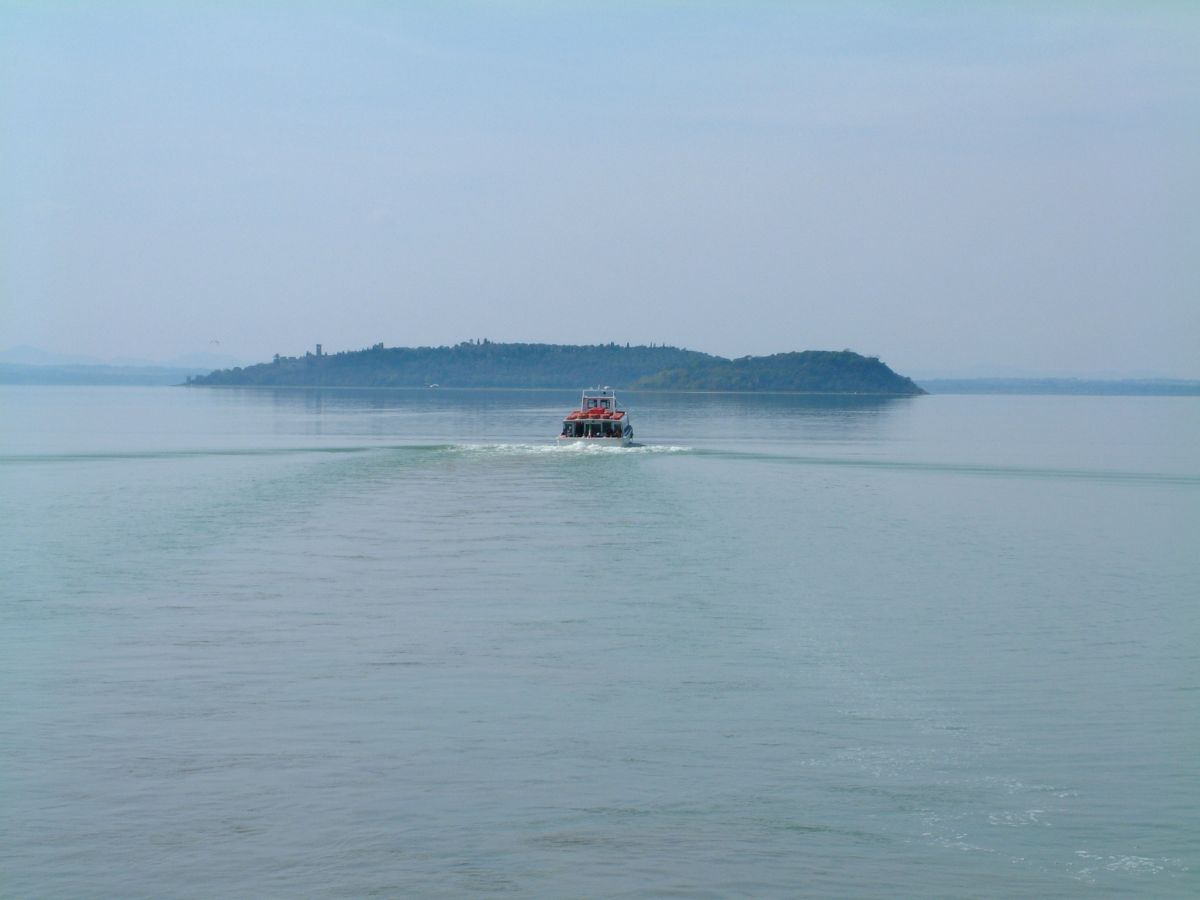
left=189, top=342, right=924, bottom=395
left=635, top=351, right=924, bottom=393
left=0, top=363, right=211, bottom=386
left=0, top=345, right=254, bottom=378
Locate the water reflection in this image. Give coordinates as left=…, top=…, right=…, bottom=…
left=631, top=391, right=914, bottom=447
left=210, top=386, right=918, bottom=448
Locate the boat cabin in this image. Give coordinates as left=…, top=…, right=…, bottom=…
left=559, top=387, right=632, bottom=442
left=582, top=389, right=615, bottom=411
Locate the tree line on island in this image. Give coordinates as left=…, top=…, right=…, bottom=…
left=188, top=341, right=925, bottom=395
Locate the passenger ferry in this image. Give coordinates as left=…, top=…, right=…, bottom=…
left=558, top=387, right=633, bottom=445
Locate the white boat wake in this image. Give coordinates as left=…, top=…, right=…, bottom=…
left=449, top=442, right=691, bottom=455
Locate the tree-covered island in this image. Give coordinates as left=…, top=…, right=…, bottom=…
left=188, top=342, right=924, bottom=395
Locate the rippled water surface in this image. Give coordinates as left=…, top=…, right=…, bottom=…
left=2, top=386, right=1197, bottom=897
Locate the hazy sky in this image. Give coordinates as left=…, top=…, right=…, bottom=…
left=2, top=2, right=1197, bottom=376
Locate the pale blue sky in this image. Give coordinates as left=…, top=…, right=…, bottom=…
left=2, top=2, right=1197, bottom=376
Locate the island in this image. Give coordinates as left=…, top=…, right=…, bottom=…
left=188, top=342, right=925, bottom=395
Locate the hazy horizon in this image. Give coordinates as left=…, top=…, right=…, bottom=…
left=3, top=3, right=1198, bottom=378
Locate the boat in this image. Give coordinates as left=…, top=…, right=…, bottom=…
left=558, top=387, right=633, bottom=445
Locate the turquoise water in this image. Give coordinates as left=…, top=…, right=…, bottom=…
left=2, top=386, right=1197, bottom=897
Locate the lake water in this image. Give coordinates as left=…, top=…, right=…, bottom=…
left=2, top=385, right=1197, bottom=897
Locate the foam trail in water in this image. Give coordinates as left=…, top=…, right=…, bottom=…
left=449, top=442, right=692, bottom=456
